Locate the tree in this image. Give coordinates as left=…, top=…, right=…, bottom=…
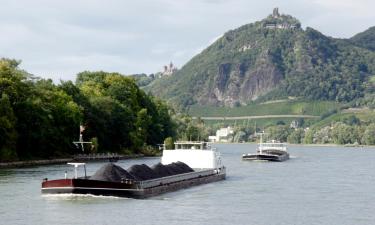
left=133, top=108, right=152, bottom=147
left=16, top=80, right=82, bottom=158
left=303, top=129, right=314, bottom=144
left=84, top=96, right=133, bottom=153
left=265, top=125, right=292, bottom=142
left=362, top=124, right=375, bottom=145
left=287, top=128, right=304, bottom=144
left=331, top=123, right=359, bottom=144
left=0, top=94, right=18, bottom=160
left=164, top=137, right=174, bottom=150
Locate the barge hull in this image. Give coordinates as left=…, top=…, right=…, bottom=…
left=42, top=170, right=226, bottom=199
left=242, top=154, right=289, bottom=162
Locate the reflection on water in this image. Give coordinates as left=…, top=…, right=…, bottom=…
left=1, top=144, right=375, bottom=225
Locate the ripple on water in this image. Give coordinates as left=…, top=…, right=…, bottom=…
left=2, top=144, right=375, bottom=225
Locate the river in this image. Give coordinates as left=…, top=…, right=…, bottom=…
left=1, top=144, right=375, bottom=225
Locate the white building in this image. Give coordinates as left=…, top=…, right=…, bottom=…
left=209, top=127, right=234, bottom=143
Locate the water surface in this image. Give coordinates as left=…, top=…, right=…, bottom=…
left=1, top=144, right=375, bottom=225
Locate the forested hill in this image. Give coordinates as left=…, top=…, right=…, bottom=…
left=350, top=26, right=375, bottom=51
left=143, top=9, right=375, bottom=108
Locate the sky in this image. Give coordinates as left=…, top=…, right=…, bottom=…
left=0, top=0, right=374, bottom=82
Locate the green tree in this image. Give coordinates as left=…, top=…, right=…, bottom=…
left=16, top=80, right=82, bottom=158
left=303, top=129, right=314, bottom=144
left=287, top=128, right=304, bottom=144
left=362, top=124, right=375, bottom=145
left=164, top=137, right=174, bottom=150
left=265, top=125, right=292, bottom=142
left=331, top=123, right=359, bottom=144
left=133, top=108, right=152, bottom=147
left=0, top=94, right=18, bottom=160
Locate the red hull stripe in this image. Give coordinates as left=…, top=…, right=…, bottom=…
left=42, top=187, right=142, bottom=191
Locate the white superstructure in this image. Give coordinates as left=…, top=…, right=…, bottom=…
left=259, top=142, right=287, bottom=153
left=161, top=141, right=222, bottom=169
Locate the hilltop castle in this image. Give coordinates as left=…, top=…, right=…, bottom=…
left=264, top=8, right=299, bottom=29
left=161, top=62, right=177, bottom=76
left=272, top=7, right=280, bottom=18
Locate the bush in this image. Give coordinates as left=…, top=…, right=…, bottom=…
left=164, top=137, right=174, bottom=150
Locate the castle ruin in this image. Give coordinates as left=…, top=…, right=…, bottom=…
left=265, top=8, right=298, bottom=30
left=161, top=62, right=177, bottom=76
left=272, top=8, right=280, bottom=18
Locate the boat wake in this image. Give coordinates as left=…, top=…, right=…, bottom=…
left=41, top=193, right=124, bottom=200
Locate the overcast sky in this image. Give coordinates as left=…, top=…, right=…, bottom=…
left=1, top=0, right=374, bottom=82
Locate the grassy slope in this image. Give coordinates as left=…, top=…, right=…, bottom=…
left=188, top=100, right=340, bottom=117
left=310, top=110, right=375, bottom=130
left=203, top=117, right=319, bottom=128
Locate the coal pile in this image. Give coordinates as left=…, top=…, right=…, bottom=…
left=127, top=164, right=159, bottom=180
left=89, top=163, right=135, bottom=182
left=89, top=161, right=194, bottom=182
left=166, top=162, right=194, bottom=174
left=151, top=163, right=175, bottom=177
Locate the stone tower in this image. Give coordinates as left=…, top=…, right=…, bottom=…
left=272, top=8, right=280, bottom=18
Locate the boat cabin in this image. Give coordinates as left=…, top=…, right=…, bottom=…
left=162, top=141, right=221, bottom=169
left=259, top=142, right=287, bottom=152
left=173, top=141, right=212, bottom=150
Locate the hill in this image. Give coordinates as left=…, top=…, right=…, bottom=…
left=143, top=8, right=375, bottom=109
left=188, top=100, right=339, bottom=117
left=350, top=26, right=375, bottom=51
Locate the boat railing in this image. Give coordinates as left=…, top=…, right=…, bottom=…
left=74, top=153, right=121, bottom=160
left=172, top=141, right=216, bottom=151
left=259, top=143, right=287, bottom=151
left=136, top=169, right=217, bottom=189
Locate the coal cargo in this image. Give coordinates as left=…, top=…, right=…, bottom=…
left=89, top=163, right=135, bottom=182
left=90, top=162, right=195, bottom=182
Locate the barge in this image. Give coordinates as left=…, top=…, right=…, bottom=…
left=242, top=137, right=289, bottom=162
left=42, top=142, right=225, bottom=198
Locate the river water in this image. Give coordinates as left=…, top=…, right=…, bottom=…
left=1, top=144, right=375, bottom=225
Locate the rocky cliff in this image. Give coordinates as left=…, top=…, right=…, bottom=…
left=143, top=9, right=375, bottom=108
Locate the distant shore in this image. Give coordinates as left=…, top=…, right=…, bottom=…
left=0, top=154, right=144, bottom=169
left=0, top=158, right=73, bottom=169
left=212, top=142, right=374, bottom=148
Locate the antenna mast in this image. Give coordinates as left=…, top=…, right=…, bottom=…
left=73, top=124, right=92, bottom=152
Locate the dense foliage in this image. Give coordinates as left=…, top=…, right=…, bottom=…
left=0, top=60, right=179, bottom=161
left=72, top=71, right=176, bottom=153
left=214, top=112, right=375, bottom=145
left=350, top=26, right=375, bottom=51
left=0, top=59, right=82, bottom=160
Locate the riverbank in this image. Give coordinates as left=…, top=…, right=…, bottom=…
left=0, top=154, right=144, bottom=169
left=0, top=158, right=73, bottom=169
left=212, top=142, right=374, bottom=148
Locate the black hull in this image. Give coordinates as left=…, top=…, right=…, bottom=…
left=242, top=153, right=289, bottom=162
left=42, top=187, right=142, bottom=198
left=42, top=170, right=226, bottom=199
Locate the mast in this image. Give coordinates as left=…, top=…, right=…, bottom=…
left=73, top=124, right=92, bottom=152
left=254, top=121, right=257, bottom=135
left=259, top=132, right=263, bottom=154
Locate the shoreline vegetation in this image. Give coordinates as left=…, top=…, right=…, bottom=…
left=211, top=142, right=374, bottom=148
left=0, top=154, right=144, bottom=169
left=0, top=59, right=204, bottom=163
left=1, top=143, right=374, bottom=169
left=1, top=58, right=374, bottom=166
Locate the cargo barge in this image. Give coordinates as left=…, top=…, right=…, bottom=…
left=242, top=138, right=289, bottom=162
left=41, top=142, right=226, bottom=198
